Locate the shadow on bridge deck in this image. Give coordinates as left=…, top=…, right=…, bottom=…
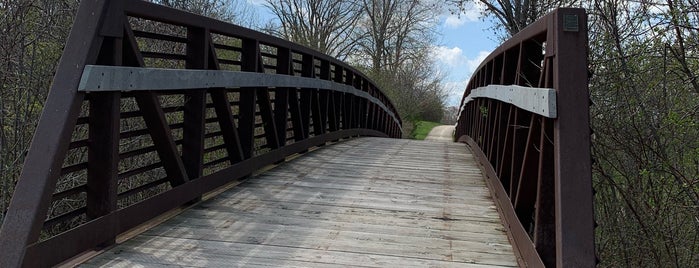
left=80, top=137, right=516, bottom=267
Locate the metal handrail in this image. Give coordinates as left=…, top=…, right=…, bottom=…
left=0, top=0, right=401, bottom=266
left=454, top=8, right=595, bottom=268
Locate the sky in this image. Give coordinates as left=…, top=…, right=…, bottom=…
left=433, top=2, right=498, bottom=106
left=244, top=0, right=498, bottom=107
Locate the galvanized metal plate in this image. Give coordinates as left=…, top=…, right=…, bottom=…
left=459, top=85, right=557, bottom=118
left=78, top=65, right=399, bottom=127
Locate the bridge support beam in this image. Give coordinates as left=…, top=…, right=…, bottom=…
left=552, top=8, right=595, bottom=268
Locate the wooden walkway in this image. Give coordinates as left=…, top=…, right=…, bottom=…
left=81, top=138, right=518, bottom=267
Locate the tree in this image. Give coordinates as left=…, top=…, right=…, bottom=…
left=448, top=0, right=579, bottom=37
left=357, top=0, right=438, bottom=74
left=264, top=0, right=363, bottom=60
left=154, top=0, right=260, bottom=27
left=588, top=0, right=699, bottom=266
left=370, top=48, right=448, bottom=124
left=263, top=0, right=449, bottom=129
left=354, top=0, right=447, bottom=127
left=0, top=0, right=78, bottom=226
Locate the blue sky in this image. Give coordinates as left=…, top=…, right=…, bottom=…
left=433, top=4, right=498, bottom=106
left=244, top=0, right=498, bottom=107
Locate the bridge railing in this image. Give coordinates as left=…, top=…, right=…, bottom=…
left=454, top=8, right=594, bottom=267
left=0, top=0, right=401, bottom=266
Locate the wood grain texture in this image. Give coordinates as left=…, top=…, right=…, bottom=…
left=82, top=138, right=518, bottom=267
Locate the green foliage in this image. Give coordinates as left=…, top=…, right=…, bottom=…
left=588, top=1, right=699, bottom=266
left=365, top=52, right=447, bottom=125
left=410, top=120, right=442, bottom=140
left=0, top=0, right=78, bottom=224
left=479, top=106, right=488, bottom=118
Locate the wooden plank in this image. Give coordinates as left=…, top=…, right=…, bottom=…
left=81, top=137, right=518, bottom=267
left=86, top=236, right=516, bottom=268
left=156, top=207, right=509, bottom=238
left=136, top=227, right=516, bottom=266
left=212, top=184, right=500, bottom=216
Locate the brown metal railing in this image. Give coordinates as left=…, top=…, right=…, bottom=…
left=454, top=8, right=595, bottom=268
left=0, top=0, right=401, bottom=266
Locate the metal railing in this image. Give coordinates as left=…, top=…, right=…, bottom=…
left=0, top=0, right=401, bottom=266
left=454, top=8, right=594, bottom=268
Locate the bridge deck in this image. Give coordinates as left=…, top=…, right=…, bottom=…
left=81, top=138, right=517, bottom=267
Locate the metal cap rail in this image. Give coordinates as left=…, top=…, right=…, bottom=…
left=454, top=8, right=594, bottom=268
left=0, top=0, right=402, bottom=266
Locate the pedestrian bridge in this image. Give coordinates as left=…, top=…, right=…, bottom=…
left=0, top=1, right=594, bottom=267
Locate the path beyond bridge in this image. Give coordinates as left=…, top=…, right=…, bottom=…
left=425, top=125, right=456, bottom=141
left=81, top=138, right=518, bottom=267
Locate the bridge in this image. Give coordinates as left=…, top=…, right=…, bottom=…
left=0, top=1, right=593, bottom=267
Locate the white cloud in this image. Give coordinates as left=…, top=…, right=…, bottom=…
left=445, top=15, right=467, bottom=28
left=246, top=0, right=266, bottom=6
left=433, top=46, right=489, bottom=73
left=466, top=50, right=490, bottom=73
left=442, top=1, right=485, bottom=28
left=439, top=50, right=491, bottom=106
left=443, top=80, right=469, bottom=106
left=433, top=46, right=465, bottom=67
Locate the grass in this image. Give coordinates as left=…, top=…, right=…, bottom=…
left=411, top=120, right=443, bottom=140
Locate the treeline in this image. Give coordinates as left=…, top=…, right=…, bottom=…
left=264, top=0, right=449, bottom=132
left=0, top=0, right=78, bottom=228
left=453, top=0, right=698, bottom=266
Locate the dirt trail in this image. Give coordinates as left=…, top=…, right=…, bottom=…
left=424, top=125, right=454, bottom=141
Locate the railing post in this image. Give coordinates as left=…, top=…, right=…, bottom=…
left=552, top=8, right=595, bottom=267
left=182, top=27, right=208, bottom=182
left=239, top=38, right=259, bottom=158
left=330, top=64, right=343, bottom=132
left=86, top=91, right=120, bottom=246
left=288, top=54, right=306, bottom=142
left=318, top=60, right=331, bottom=135
left=86, top=35, right=123, bottom=247
left=274, top=48, right=292, bottom=146
left=353, top=75, right=362, bottom=129
left=343, top=71, right=354, bottom=129
left=359, top=79, right=368, bottom=129
left=300, top=54, right=315, bottom=137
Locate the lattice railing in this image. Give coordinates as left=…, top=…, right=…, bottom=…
left=0, top=1, right=401, bottom=266
left=454, top=8, right=595, bottom=268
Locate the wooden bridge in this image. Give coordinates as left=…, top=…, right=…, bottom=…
left=0, top=1, right=594, bottom=267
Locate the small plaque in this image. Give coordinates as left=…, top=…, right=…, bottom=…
left=563, top=14, right=579, bottom=32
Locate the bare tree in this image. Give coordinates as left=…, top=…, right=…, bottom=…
left=448, top=0, right=579, bottom=37
left=442, top=106, right=460, bottom=124
left=353, top=0, right=446, bottom=126
left=153, top=0, right=260, bottom=27
left=357, top=0, right=438, bottom=74
left=586, top=0, right=699, bottom=266
left=0, top=0, right=78, bottom=225
left=264, top=0, right=363, bottom=60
